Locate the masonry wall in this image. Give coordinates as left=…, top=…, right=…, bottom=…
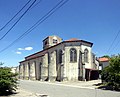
left=81, top=45, right=92, bottom=69
left=41, top=53, right=48, bottom=81
left=35, top=57, right=42, bottom=80
left=64, top=46, right=80, bottom=81
left=47, top=43, right=64, bottom=81
left=18, top=40, right=97, bottom=82
left=24, top=61, right=29, bottom=80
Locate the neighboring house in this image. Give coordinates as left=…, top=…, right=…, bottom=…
left=18, top=35, right=99, bottom=82
left=98, top=57, right=109, bottom=81
left=11, top=67, right=17, bottom=73
left=98, top=57, right=109, bottom=70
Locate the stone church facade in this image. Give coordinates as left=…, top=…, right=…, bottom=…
left=17, top=35, right=99, bottom=81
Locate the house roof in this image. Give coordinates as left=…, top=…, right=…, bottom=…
left=99, top=57, right=109, bottom=62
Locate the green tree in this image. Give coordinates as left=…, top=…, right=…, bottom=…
left=0, top=63, right=18, bottom=95
left=101, top=55, right=110, bottom=58
left=101, top=54, right=120, bottom=90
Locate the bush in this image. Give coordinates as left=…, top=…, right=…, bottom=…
left=101, top=54, right=120, bottom=90
left=0, top=66, right=18, bottom=95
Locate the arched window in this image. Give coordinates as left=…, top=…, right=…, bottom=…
left=28, top=62, right=30, bottom=79
left=23, top=64, right=25, bottom=79
left=84, top=49, right=89, bottom=62
left=59, top=50, right=62, bottom=63
left=48, top=53, right=50, bottom=64
left=70, top=48, right=77, bottom=62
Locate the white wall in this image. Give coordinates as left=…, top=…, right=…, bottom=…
left=81, top=45, right=92, bottom=69
left=64, top=46, right=80, bottom=81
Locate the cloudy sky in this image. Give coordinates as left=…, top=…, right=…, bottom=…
left=0, top=0, right=120, bottom=67
left=16, top=47, right=33, bottom=54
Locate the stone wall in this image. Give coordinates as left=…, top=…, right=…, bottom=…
left=41, top=53, right=48, bottom=81
left=35, top=57, right=41, bottom=80
left=81, top=45, right=92, bottom=69
left=64, top=46, right=80, bottom=81
left=18, top=40, right=97, bottom=82
left=48, top=51, right=57, bottom=81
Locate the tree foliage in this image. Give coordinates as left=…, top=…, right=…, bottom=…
left=101, top=55, right=110, bottom=58
left=101, top=54, right=120, bottom=90
left=0, top=63, right=18, bottom=95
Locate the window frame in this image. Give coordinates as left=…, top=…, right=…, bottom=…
left=59, top=49, right=62, bottom=64
left=53, top=39, right=58, bottom=44
left=84, top=48, right=89, bottom=63
left=70, top=48, right=77, bottom=62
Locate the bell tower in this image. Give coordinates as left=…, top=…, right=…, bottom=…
left=43, top=35, right=62, bottom=49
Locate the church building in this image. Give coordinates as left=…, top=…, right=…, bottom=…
left=18, top=35, right=99, bottom=81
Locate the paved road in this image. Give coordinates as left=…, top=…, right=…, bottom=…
left=19, top=80, right=120, bottom=97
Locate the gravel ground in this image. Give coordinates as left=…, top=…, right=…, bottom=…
left=9, top=80, right=101, bottom=97
left=8, top=79, right=119, bottom=97
left=9, top=88, right=49, bottom=97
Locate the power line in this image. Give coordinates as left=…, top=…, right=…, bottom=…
left=0, top=0, right=69, bottom=53
left=107, top=30, right=120, bottom=53
left=0, top=0, right=32, bottom=32
left=110, top=35, right=120, bottom=52
left=31, top=0, right=42, bottom=9
left=0, top=0, right=37, bottom=41
left=0, top=0, right=42, bottom=31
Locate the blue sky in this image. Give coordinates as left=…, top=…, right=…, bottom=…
left=0, top=0, right=120, bottom=67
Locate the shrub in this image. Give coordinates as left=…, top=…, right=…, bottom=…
left=0, top=66, right=18, bottom=95
left=101, top=54, right=120, bottom=90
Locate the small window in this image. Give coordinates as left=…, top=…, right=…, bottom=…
left=93, top=54, right=95, bottom=63
left=53, top=39, right=57, bottom=44
left=40, top=62, right=42, bottom=66
left=45, top=41, right=48, bottom=45
left=84, top=49, right=89, bottom=62
left=48, top=53, right=50, bottom=64
left=59, top=50, right=62, bottom=63
left=23, top=64, right=25, bottom=74
left=70, top=48, right=77, bottom=62
left=28, top=62, right=30, bottom=76
left=99, top=63, right=102, bottom=66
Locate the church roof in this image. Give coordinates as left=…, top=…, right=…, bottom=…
left=20, top=37, right=93, bottom=63
left=65, top=38, right=79, bottom=41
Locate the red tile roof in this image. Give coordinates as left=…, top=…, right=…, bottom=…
left=20, top=38, right=93, bottom=63
left=25, top=50, right=47, bottom=60
left=65, top=38, right=79, bottom=42
left=99, top=57, right=109, bottom=62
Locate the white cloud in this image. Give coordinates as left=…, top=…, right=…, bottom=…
left=17, top=47, right=33, bottom=51
left=18, top=48, right=24, bottom=50
left=16, top=51, right=22, bottom=54
left=24, top=47, right=33, bottom=51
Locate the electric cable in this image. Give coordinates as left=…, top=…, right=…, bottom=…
left=0, top=0, right=42, bottom=31
left=110, top=34, right=120, bottom=52
left=31, top=0, right=42, bottom=9
left=0, top=0, right=37, bottom=41
left=0, top=0, right=69, bottom=53
left=0, top=0, right=32, bottom=31
left=107, top=30, right=120, bottom=53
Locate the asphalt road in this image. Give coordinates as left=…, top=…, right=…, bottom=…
left=19, top=80, right=120, bottom=97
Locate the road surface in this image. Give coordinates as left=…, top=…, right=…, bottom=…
left=19, top=80, right=120, bottom=97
